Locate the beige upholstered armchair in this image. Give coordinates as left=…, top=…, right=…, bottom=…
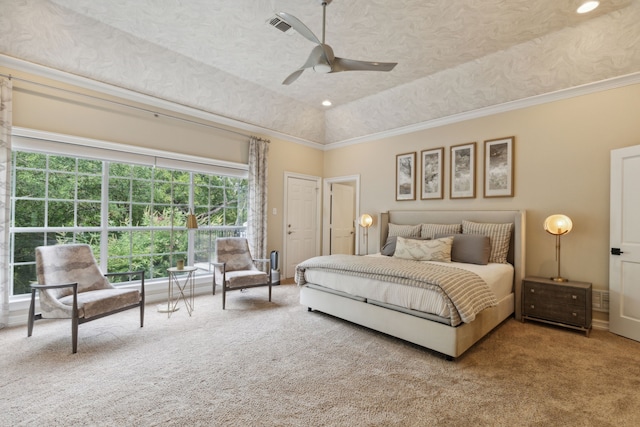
left=211, top=237, right=271, bottom=309
left=28, top=244, right=145, bottom=353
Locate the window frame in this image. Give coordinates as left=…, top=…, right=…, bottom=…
left=9, top=129, right=249, bottom=297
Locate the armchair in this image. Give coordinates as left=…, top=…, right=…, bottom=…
left=27, top=244, right=145, bottom=353
left=211, top=237, right=271, bottom=309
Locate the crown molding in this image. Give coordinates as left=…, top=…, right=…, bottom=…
left=0, top=54, right=324, bottom=150
left=3, top=54, right=638, bottom=151
left=324, top=71, right=640, bottom=151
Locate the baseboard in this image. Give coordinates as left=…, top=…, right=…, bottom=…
left=592, top=318, right=609, bottom=331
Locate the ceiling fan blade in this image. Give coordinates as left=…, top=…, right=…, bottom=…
left=331, top=57, right=398, bottom=73
left=275, top=11, right=321, bottom=44
left=282, top=45, right=331, bottom=85
left=282, top=69, right=305, bottom=85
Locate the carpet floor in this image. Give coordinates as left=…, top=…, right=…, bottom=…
left=2, top=284, right=640, bottom=426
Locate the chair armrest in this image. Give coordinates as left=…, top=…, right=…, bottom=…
left=104, top=270, right=144, bottom=280
left=252, top=259, right=271, bottom=276
left=104, top=270, right=145, bottom=297
left=210, top=261, right=224, bottom=268
left=30, top=282, right=78, bottom=291
left=30, top=282, right=80, bottom=318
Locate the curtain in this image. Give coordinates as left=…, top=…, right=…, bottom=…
left=246, top=136, right=269, bottom=261
left=0, top=77, right=12, bottom=329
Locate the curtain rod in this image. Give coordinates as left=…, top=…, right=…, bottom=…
left=0, top=72, right=263, bottom=140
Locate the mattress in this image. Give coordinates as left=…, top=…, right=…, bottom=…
left=301, top=254, right=514, bottom=322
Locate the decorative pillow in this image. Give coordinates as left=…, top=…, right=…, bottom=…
left=393, top=236, right=453, bottom=262
left=381, top=236, right=431, bottom=256
left=461, top=220, right=513, bottom=264
left=421, top=223, right=462, bottom=239
left=435, top=233, right=491, bottom=265
left=387, top=223, right=421, bottom=238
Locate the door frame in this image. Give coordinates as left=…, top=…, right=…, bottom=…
left=322, top=175, right=361, bottom=255
left=609, top=144, right=640, bottom=341
left=283, top=172, right=322, bottom=278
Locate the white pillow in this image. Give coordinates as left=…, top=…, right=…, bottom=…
left=393, top=236, right=453, bottom=262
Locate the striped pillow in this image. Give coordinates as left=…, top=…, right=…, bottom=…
left=421, top=223, right=462, bottom=239
left=462, top=220, right=513, bottom=264
left=387, top=223, right=422, bottom=238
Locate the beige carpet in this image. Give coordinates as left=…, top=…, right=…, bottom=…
left=2, top=284, right=640, bottom=427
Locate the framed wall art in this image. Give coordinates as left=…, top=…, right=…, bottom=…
left=420, top=147, right=444, bottom=200
left=396, top=152, right=416, bottom=201
left=484, top=136, right=514, bottom=198
left=450, top=142, right=476, bottom=199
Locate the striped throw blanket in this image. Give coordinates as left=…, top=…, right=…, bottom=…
left=296, top=255, right=498, bottom=326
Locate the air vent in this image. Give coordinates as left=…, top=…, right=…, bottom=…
left=593, top=289, right=609, bottom=312
left=268, top=16, right=292, bottom=34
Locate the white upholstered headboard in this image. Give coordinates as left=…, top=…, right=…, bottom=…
left=379, top=210, right=526, bottom=320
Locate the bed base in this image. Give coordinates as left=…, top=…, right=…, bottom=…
left=300, top=285, right=514, bottom=359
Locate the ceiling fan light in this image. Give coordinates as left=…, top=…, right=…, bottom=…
left=313, top=63, right=332, bottom=74
left=577, top=1, right=599, bottom=14
left=322, top=100, right=332, bottom=107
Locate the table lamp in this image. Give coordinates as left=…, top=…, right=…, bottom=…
left=544, top=214, right=573, bottom=282
left=359, top=213, right=373, bottom=255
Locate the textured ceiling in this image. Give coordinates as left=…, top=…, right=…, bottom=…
left=1, top=0, right=639, bottom=144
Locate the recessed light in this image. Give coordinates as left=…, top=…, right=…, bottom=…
left=322, top=100, right=332, bottom=107
left=577, top=1, right=599, bottom=14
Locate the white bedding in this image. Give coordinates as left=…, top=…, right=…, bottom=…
left=302, top=254, right=514, bottom=320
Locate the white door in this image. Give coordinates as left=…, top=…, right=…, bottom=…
left=285, top=175, right=320, bottom=278
left=610, top=144, right=640, bottom=342
left=330, top=183, right=355, bottom=254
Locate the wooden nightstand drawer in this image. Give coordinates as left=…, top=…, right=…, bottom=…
left=523, top=301, right=586, bottom=326
left=523, top=282, right=587, bottom=307
left=522, top=277, right=592, bottom=336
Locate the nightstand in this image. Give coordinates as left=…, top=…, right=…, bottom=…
left=522, top=276, right=592, bottom=337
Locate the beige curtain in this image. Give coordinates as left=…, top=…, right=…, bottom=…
left=0, top=77, right=12, bottom=329
left=247, top=136, right=269, bottom=260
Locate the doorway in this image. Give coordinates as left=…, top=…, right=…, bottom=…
left=283, top=173, right=321, bottom=279
left=322, top=175, right=361, bottom=255
left=609, top=144, right=640, bottom=342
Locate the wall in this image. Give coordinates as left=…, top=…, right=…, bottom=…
left=2, top=65, right=325, bottom=270
left=324, top=83, right=640, bottom=323
left=6, top=62, right=640, bottom=326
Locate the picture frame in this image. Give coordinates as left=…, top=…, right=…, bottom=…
left=484, top=136, right=514, bottom=198
left=396, top=152, right=416, bottom=201
left=450, top=142, right=476, bottom=199
left=420, top=148, right=444, bottom=200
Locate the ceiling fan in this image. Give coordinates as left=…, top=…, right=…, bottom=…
left=274, top=0, right=398, bottom=85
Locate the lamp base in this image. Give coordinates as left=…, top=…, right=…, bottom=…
left=551, top=276, right=569, bottom=283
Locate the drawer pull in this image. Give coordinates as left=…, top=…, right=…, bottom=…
left=572, top=295, right=577, bottom=300
left=530, top=289, right=535, bottom=293
left=572, top=312, right=577, bottom=316
left=530, top=305, right=535, bottom=309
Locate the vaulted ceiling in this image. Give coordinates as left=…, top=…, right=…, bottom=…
left=1, top=0, right=639, bottom=145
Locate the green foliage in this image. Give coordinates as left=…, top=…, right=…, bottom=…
left=11, top=150, right=249, bottom=295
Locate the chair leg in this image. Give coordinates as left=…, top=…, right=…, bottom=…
left=140, top=302, right=145, bottom=328
left=222, top=285, right=226, bottom=310
left=27, top=289, right=36, bottom=337
left=72, top=316, right=78, bottom=354
left=268, top=284, right=272, bottom=302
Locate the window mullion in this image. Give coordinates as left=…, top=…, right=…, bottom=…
left=100, top=161, right=110, bottom=271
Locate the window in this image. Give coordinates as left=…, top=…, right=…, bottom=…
left=10, top=141, right=248, bottom=297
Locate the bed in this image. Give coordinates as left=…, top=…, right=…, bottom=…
left=296, top=210, right=526, bottom=359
